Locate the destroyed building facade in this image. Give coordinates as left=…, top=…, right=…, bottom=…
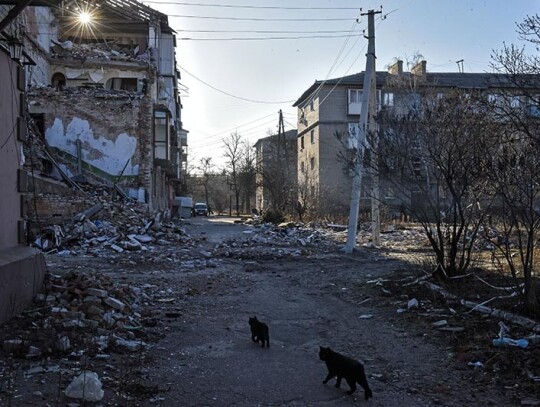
left=24, top=0, right=188, bottom=213
left=0, top=0, right=188, bottom=323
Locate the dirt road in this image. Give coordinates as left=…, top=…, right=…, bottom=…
left=137, top=217, right=510, bottom=406
left=0, top=216, right=517, bottom=406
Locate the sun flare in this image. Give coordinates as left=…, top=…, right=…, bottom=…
left=78, top=11, right=92, bottom=25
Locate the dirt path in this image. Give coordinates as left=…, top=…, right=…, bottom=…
left=137, top=218, right=511, bottom=406
left=0, top=217, right=518, bottom=406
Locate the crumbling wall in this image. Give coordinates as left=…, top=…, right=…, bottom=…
left=26, top=192, right=90, bottom=225
left=28, top=88, right=151, bottom=189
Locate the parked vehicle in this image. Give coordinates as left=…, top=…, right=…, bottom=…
left=193, top=203, right=208, bottom=216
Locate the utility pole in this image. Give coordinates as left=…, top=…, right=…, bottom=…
left=344, top=9, right=381, bottom=253
left=456, top=59, right=464, bottom=73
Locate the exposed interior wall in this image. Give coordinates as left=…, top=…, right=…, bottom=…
left=28, top=88, right=150, bottom=183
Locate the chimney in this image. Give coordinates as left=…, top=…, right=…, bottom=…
left=388, top=59, right=403, bottom=76
left=411, top=60, right=427, bottom=76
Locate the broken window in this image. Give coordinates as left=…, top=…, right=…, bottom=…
left=51, top=72, right=66, bottom=90
left=107, top=78, right=138, bottom=92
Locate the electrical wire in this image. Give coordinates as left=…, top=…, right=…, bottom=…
left=168, top=14, right=354, bottom=22
left=189, top=111, right=278, bottom=142
left=178, top=34, right=364, bottom=41
left=143, top=1, right=359, bottom=10
left=178, top=64, right=296, bottom=104
left=175, top=29, right=359, bottom=34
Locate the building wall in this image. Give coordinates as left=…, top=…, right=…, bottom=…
left=0, top=47, right=46, bottom=325
left=0, top=49, right=23, bottom=248
left=298, top=86, right=355, bottom=198
left=28, top=88, right=156, bottom=199
left=22, top=7, right=56, bottom=87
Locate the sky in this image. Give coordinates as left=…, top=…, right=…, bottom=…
left=140, top=0, right=538, bottom=170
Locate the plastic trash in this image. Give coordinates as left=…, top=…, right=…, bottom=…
left=65, top=371, right=104, bottom=402
left=492, top=337, right=529, bottom=348
left=467, top=361, right=484, bottom=369
left=407, top=298, right=419, bottom=309
left=498, top=321, right=510, bottom=338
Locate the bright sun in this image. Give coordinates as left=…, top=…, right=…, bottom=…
left=78, top=11, right=92, bottom=25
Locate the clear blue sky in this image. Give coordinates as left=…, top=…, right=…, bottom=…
left=142, top=0, right=538, bottom=170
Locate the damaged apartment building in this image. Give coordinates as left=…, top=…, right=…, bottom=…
left=0, top=0, right=186, bottom=322
left=24, top=0, right=187, bottom=213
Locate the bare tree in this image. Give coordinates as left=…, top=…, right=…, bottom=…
left=196, top=157, right=214, bottom=207
left=487, top=15, right=540, bottom=313
left=376, top=89, right=498, bottom=277
left=237, top=140, right=257, bottom=213
left=223, top=132, right=243, bottom=216
left=257, top=130, right=297, bottom=215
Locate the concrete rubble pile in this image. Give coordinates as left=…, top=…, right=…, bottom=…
left=214, top=222, right=339, bottom=259
left=0, top=270, right=166, bottom=404
left=35, top=191, right=191, bottom=257
left=2, top=269, right=154, bottom=358
left=50, top=39, right=153, bottom=63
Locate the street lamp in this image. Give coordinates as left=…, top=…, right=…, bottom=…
left=7, top=38, right=23, bottom=62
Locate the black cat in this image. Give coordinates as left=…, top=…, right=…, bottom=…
left=249, top=316, right=270, bottom=348
left=319, top=346, right=373, bottom=400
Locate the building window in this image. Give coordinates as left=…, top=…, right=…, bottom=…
left=348, top=89, right=363, bottom=115
left=300, top=161, right=305, bottom=173
left=310, top=99, right=315, bottom=111
left=509, top=96, right=521, bottom=108
left=300, top=136, right=304, bottom=150
left=382, top=92, right=394, bottom=106
left=310, top=157, right=315, bottom=171
left=51, top=72, right=66, bottom=90
left=310, top=130, right=315, bottom=144
left=107, top=77, right=139, bottom=92
left=154, top=110, right=169, bottom=160
left=385, top=187, right=395, bottom=200
left=526, top=95, right=540, bottom=117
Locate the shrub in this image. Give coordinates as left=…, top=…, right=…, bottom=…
left=263, top=209, right=285, bottom=224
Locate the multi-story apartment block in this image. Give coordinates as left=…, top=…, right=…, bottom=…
left=19, top=0, right=187, bottom=213
left=293, top=60, right=540, bottom=217
left=254, top=129, right=298, bottom=213
left=0, top=0, right=187, bottom=321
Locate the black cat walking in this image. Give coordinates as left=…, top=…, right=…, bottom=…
left=319, top=346, right=373, bottom=400
left=249, top=316, right=270, bottom=348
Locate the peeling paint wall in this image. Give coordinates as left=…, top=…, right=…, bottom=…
left=29, top=88, right=153, bottom=191
left=45, top=117, right=139, bottom=176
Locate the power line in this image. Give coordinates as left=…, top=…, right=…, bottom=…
left=175, top=29, right=358, bottom=34
left=168, top=14, right=354, bottom=21
left=178, top=64, right=296, bottom=104
left=178, top=34, right=364, bottom=41
left=189, top=112, right=279, bottom=143
left=143, top=1, right=358, bottom=10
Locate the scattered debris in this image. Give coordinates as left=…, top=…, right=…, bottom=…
left=65, top=371, right=104, bottom=402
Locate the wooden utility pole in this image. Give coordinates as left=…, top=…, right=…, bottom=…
left=344, top=9, right=381, bottom=253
